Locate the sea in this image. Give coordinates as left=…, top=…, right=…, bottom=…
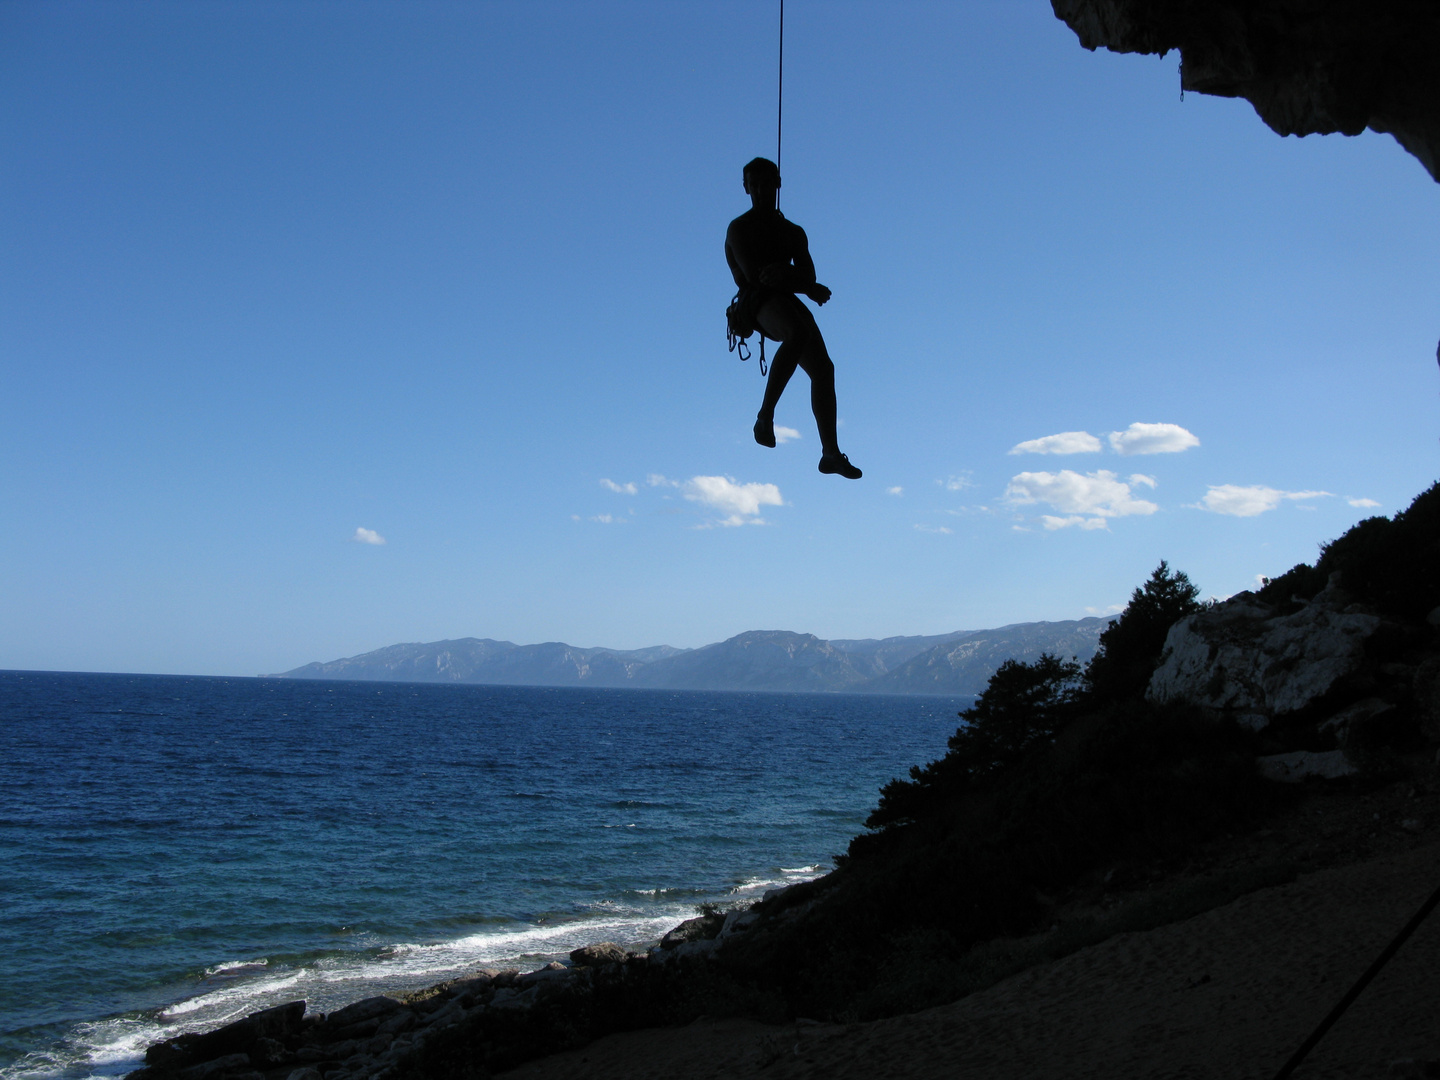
left=0, top=671, right=969, bottom=1080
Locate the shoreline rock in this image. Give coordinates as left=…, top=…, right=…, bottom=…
left=125, top=893, right=786, bottom=1080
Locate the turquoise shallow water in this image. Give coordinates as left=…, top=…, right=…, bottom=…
left=0, top=671, right=965, bottom=1079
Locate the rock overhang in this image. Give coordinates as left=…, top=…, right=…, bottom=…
left=1052, top=0, right=1440, bottom=182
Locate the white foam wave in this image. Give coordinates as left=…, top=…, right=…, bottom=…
left=728, top=863, right=826, bottom=895
left=203, top=959, right=268, bottom=977
left=1, top=1017, right=165, bottom=1080
left=382, top=912, right=681, bottom=974
left=161, top=971, right=303, bottom=1018
left=729, top=876, right=786, bottom=894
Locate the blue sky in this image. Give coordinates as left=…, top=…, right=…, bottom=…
left=3, top=1, right=1437, bottom=677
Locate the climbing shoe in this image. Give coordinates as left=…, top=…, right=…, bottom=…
left=754, top=414, right=777, bottom=448
left=818, top=452, right=862, bottom=479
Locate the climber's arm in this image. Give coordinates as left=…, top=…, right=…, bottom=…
left=725, top=230, right=750, bottom=289
left=756, top=225, right=830, bottom=305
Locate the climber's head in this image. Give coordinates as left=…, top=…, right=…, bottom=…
left=742, top=157, right=781, bottom=196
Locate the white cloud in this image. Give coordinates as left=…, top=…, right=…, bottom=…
left=1108, top=423, right=1200, bottom=456
left=1009, top=431, right=1102, bottom=455
left=682, top=475, right=783, bottom=526
left=600, top=478, right=637, bottom=495
left=1129, top=473, right=1157, bottom=489
left=1085, top=603, right=1125, bottom=616
left=1041, top=515, right=1109, bottom=531
left=647, top=473, right=676, bottom=488
left=1005, top=469, right=1159, bottom=519
left=914, top=523, right=952, bottom=534
left=944, top=473, right=974, bottom=491
left=591, top=514, right=623, bottom=524
left=352, top=527, right=386, bottom=546
left=887, top=486, right=904, bottom=496
left=774, top=426, right=802, bottom=444
left=1194, top=485, right=1334, bottom=517
left=1348, top=497, right=1381, bottom=509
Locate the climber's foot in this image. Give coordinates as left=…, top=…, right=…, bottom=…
left=754, top=414, right=777, bottom=448
left=818, top=452, right=862, bottom=480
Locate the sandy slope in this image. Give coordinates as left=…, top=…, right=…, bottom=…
left=500, top=840, right=1440, bottom=1080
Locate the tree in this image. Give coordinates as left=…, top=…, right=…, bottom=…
left=867, top=652, right=1081, bottom=829
left=945, top=653, right=1083, bottom=775
left=1083, top=560, right=1203, bottom=703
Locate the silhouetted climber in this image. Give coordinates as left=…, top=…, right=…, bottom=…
left=726, top=157, right=861, bottom=479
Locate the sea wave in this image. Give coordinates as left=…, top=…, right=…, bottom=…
left=201, top=959, right=268, bottom=977
left=1, top=1017, right=166, bottom=1080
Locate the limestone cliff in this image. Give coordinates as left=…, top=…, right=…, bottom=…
left=1051, top=0, right=1440, bottom=181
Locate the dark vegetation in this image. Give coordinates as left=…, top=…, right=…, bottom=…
left=729, top=483, right=1437, bottom=1022
left=717, top=561, right=1275, bottom=1018
left=1255, top=481, right=1440, bottom=622
left=865, top=560, right=1205, bottom=831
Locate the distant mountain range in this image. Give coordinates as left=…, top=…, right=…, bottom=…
left=274, top=619, right=1108, bottom=696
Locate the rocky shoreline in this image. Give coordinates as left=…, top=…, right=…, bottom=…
left=124, top=884, right=809, bottom=1080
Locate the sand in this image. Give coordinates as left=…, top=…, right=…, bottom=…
left=499, top=840, right=1440, bottom=1080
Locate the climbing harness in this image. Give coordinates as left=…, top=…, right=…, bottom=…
left=726, top=291, right=767, bottom=375
left=726, top=0, right=784, bottom=378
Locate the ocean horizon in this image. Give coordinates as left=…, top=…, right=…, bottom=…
left=0, top=670, right=969, bottom=1080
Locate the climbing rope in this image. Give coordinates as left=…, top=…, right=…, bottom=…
left=766, top=0, right=782, bottom=356
left=1271, top=879, right=1440, bottom=1079
left=727, top=0, right=783, bottom=377
left=777, top=0, right=784, bottom=183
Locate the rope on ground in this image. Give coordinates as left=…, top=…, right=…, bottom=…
left=1272, top=879, right=1440, bottom=1079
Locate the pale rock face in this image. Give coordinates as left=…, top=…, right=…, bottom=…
left=1147, top=583, right=1383, bottom=726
